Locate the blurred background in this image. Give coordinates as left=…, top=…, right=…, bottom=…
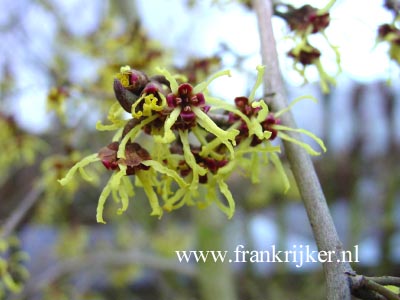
left=0, top=0, right=399, bottom=299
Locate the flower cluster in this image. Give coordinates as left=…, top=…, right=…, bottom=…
left=59, top=65, right=326, bottom=223
left=378, top=1, right=400, bottom=65
left=275, top=0, right=339, bottom=93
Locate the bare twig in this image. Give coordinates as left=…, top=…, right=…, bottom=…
left=350, top=275, right=400, bottom=300
left=252, top=0, right=353, bottom=299
left=363, top=280, right=400, bottom=300
left=16, top=250, right=196, bottom=299
left=367, top=276, right=400, bottom=287
left=351, top=289, right=388, bottom=300
left=1, top=182, right=44, bottom=239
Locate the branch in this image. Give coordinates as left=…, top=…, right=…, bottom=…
left=1, top=182, right=44, bottom=239
left=363, top=280, right=400, bottom=300
left=366, top=276, right=400, bottom=287
left=252, top=0, right=353, bottom=299
left=350, top=275, right=400, bottom=300
left=15, top=250, right=196, bottom=299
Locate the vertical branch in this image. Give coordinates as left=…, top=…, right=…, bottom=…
left=252, top=0, right=353, bottom=299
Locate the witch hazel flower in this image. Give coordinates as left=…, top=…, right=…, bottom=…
left=58, top=140, right=187, bottom=223
left=278, top=4, right=331, bottom=35
left=287, top=43, right=336, bottom=94
left=198, top=66, right=282, bottom=186
left=224, top=66, right=326, bottom=190
left=377, top=22, right=400, bottom=65
left=275, top=1, right=340, bottom=93
left=120, top=67, right=240, bottom=196
left=58, top=64, right=326, bottom=223
left=154, top=67, right=239, bottom=150
left=59, top=66, right=240, bottom=221
left=166, top=83, right=207, bottom=129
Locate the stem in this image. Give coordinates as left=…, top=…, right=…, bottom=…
left=253, top=0, right=353, bottom=299
left=195, top=204, right=237, bottom=300
left=367, top=276, right=400, bottom=287
left=350, top=275, right=400, bottom=300
left=14, top=250, right=196, bottom=299
left=1, top=182, right=44, bottom=239
left=362, top=280, right=400, bottom=300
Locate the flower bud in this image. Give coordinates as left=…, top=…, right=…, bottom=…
left=113, top=79, right=140, bottom=112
